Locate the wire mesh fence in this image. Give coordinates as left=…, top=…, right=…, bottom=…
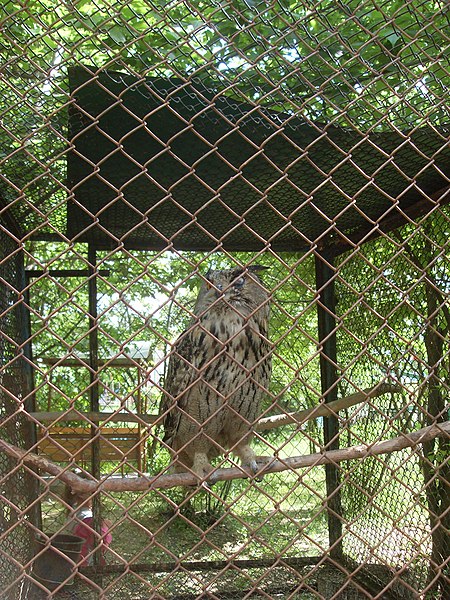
left=0, top=229, right=38, bottom=598
left=1, top=1, right=449, bottom=599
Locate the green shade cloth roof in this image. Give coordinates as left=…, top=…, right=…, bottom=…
left=67, top=67, right=450, bottom=252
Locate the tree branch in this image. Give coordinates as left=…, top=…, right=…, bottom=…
left=0, top=421, right=448, bottom=492
left=28, top=383, right=401, bottom=430
left=256, top=383, right=400, bottom=431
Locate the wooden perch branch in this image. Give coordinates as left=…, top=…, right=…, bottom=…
left=28, top=383, right=401, bottom=431
left=256, top=383, right=400, bottom=431
left=0, top=421, right=448, bottom=493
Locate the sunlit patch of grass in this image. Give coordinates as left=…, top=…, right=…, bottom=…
left=40, top=434, right=330, bottom=596
left=42, top=434, right=329, bottom=562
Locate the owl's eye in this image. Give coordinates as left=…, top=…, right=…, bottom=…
left=206, top=278, right=222, bottom=291
left=234, top=276, right=245, bottom=288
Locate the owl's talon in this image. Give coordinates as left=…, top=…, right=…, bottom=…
left=207, top=471, right=219, bottom=485
left=240, top=459, right=263, bottom=481
left=249, top=456, right=272, bottom=481
left=252, top=470, right=264, bottom=483
left=249, top=459, right=259, bottom=475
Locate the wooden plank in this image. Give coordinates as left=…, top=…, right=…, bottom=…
left=30, top=410, right=157, bottom=424
left=38, top=426, right=140, bottom=435
left=37, top=427, right=142, bottom=463
left=41, top=357, right=146, bottom=367
left=26, top=269, right=110, bottom=278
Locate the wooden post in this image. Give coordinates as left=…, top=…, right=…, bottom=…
left=315, top=251, right=343, bottom=558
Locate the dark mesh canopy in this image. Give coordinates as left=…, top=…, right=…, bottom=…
left=67, top=67, right=450, bottom=252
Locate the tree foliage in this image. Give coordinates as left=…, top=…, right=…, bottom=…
left=1, top=0, right=449, bottom=234
left=2, top=0, right=448, bottom=126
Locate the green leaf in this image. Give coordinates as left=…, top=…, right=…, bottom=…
left=109, top=25, right=128, bottom=44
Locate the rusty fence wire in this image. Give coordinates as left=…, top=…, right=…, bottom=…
left=1, top=1, right=449, bottom=599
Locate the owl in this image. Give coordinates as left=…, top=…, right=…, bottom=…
left=160, top=265, right=271, bottom=481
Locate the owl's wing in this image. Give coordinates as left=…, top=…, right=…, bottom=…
left=160, top=327, right=200, bottom=446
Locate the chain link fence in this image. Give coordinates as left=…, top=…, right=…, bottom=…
left=1, top=1, right=449, bottom=599
left=0, top=228, right=38, bottom=598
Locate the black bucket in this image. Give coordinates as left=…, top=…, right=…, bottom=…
left=32, top=533, right=84, bottom=591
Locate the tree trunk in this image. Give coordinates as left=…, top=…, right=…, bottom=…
left=422, top=260, right=449, bottom=598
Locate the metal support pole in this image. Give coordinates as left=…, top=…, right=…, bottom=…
left=20, top=254, right=42, bottom=530
left=315, top=251, right=343, bottom=558
left=88, top=246, right=100, bottom=472
left=88, top=246, right=102, bottom=581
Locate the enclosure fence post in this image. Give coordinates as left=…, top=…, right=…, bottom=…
left=315, top=251, right=343, bottom=559
left=21, top=256, right=42, bottom=531
left=88, top=245, right=103, bottom=586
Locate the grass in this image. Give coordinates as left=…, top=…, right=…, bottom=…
left=39, top=437, right=431, bottom=597
left=41, top=437, right=329, bottom=597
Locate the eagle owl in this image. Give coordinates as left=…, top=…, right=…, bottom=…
left=160, top=265, right=271, bottom=480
